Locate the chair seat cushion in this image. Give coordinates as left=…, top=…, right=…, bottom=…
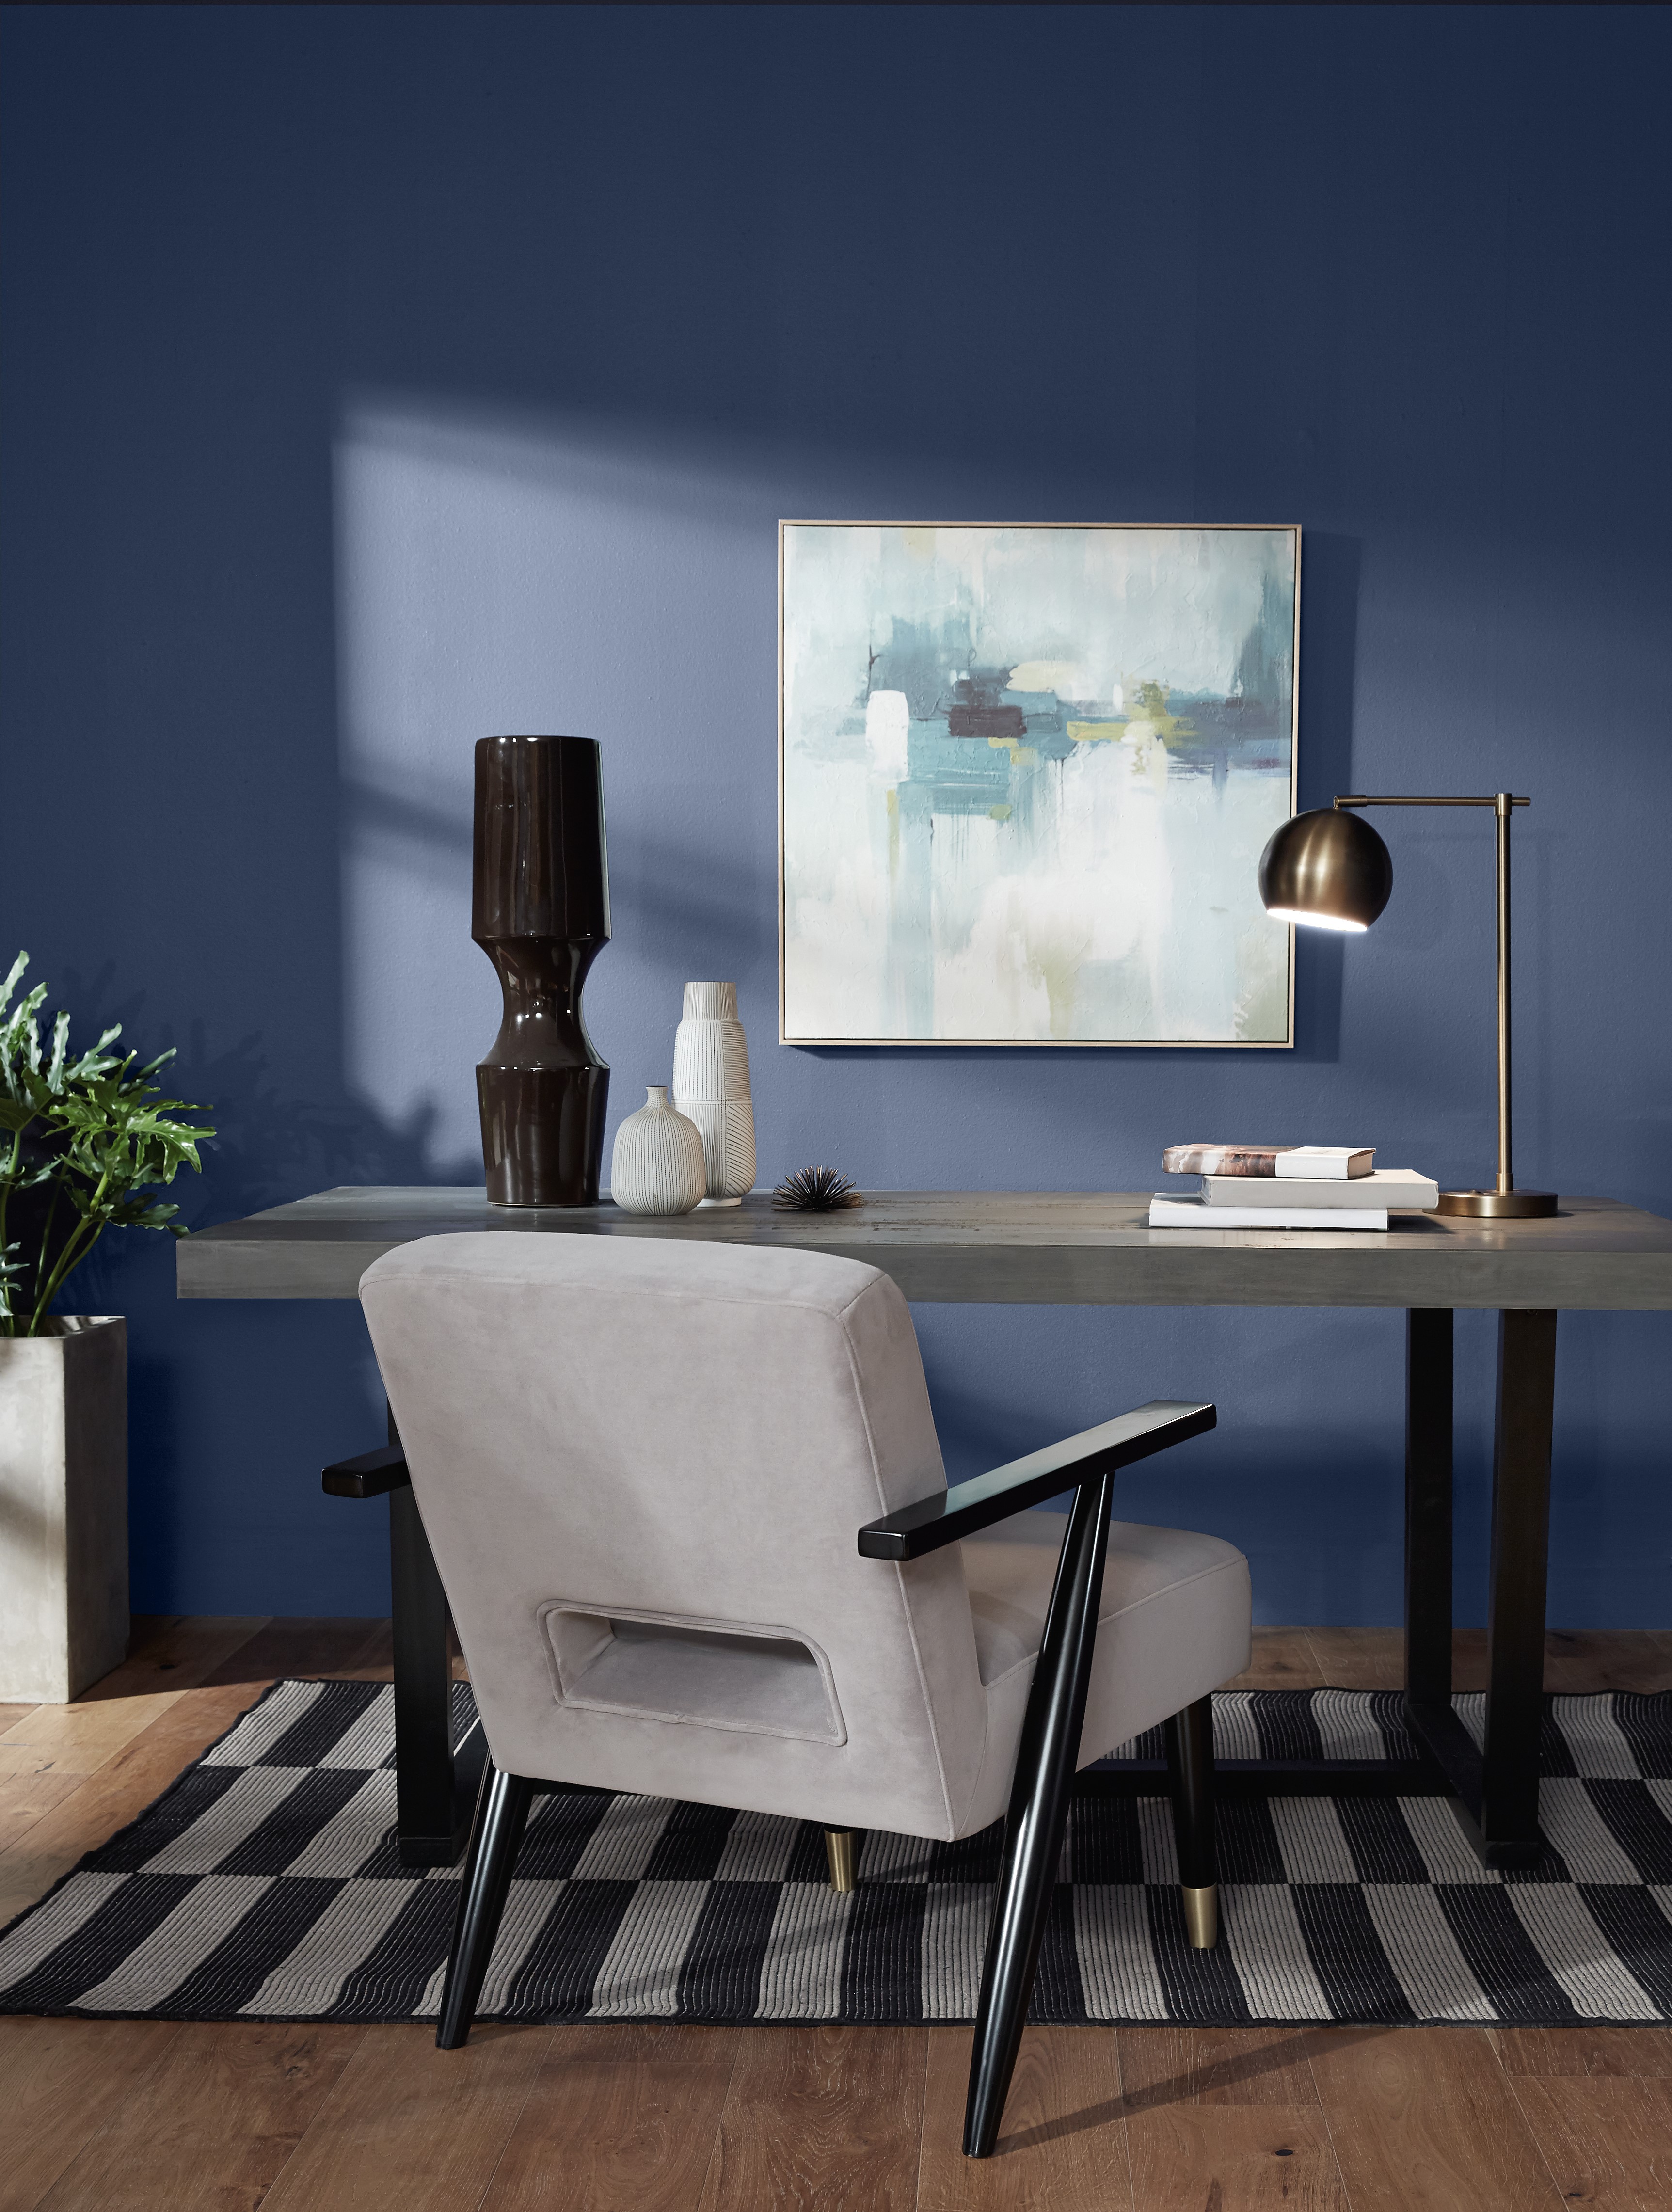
left=956, top=1512, right=1252, bottom=1834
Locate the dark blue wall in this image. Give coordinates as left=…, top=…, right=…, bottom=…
left=4, top=5, right=1668, bottom=1628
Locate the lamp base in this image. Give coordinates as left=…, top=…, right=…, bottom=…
left=1436, top=1188, right=1559, bottom=1219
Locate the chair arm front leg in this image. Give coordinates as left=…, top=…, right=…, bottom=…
left=856, top=1399, right=1214, bottom=1560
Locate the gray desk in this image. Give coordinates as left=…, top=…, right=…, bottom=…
left=179, top=1187, right=1672, bottom=1869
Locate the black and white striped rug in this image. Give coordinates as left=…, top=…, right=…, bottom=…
left=2, top=1680, right=1668, bottom=2027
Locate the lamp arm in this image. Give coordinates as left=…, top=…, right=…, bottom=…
left=1333, top=792, right=1529, bottom=1194
left=1333, top=795, right=1529, bottom=809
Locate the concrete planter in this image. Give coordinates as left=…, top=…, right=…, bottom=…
left=0, top=1316, right=128, bottom=1702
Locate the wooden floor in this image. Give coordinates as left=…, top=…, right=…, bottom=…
left=2, top=1620, right=1670, bottom=2211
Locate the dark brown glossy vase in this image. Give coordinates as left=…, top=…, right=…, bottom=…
left=473, top=736, right=610, bottom=1207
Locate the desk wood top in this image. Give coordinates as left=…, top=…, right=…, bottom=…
left=175, top=1187, right=1672, bottom=1309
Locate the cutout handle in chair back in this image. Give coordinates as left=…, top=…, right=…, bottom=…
left=541, top=1605, right=845, bottom=1742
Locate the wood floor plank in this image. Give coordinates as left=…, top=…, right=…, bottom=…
left=1117, top=2022, right=1323, bottom=2108
left=337, top=1619, right=396, bottom=1681
left=198, top=1618, right=392, bottom=1687
left=1113, top=2026, right=1345, bottom=2210
left=1302, top=1627, right=1404, bottom=1691
left=1125, top=2102, right=1347, bottom=2210
left=75, top=1614, right=269, bottom=1698
left=1226, top=1629, right=1326, bottom=1692
left=31, top=2021, right=365, bottom=2212
left=259, top=2022, right=551, bottom=2212
left=1543, top=1632, right=1672, bottom=1695
left=0, top=1678, right=271, bottom=1926
left=0, top=1617, right=268, bottom=1774
left=1490, top=2025, right=1672, bottom=2078
left=1449, top=1632, right=1492, bottom=1694
left=0, top=1772, right=85, bottom=1856
left=480, top=2024, right=739, bottom=2211
left=696, top=2024, right=925, bottom=2212
left=916, top=2025, right=1131, bottom=2208
left=0, top=2017, right=181, bottom=2212
left=1295, top=1628, right=1670, bottom=1697
left=1506, top=2075, right=1672, bottom=2211
left=1307, top=2025, right=1563, bottom=2210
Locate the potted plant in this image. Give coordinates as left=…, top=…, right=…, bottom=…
left=0, top=952, right=212, bottom=1700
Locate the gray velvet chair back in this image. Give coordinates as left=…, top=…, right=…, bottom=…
left=360, top=1233, right=990, bottom=1838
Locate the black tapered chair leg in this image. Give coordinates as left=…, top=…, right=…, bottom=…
left=436, top=1762, right=534, bottom=2049
left=1165, top=1694, right=1219, bottom=1949
left=964, top=1466, right=1115, bottom=2159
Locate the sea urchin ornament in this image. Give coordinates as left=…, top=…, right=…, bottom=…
left=771, top=1164, right=863, bottom=1212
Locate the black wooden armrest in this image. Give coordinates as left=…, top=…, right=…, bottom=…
left=322, top=1443, right=411, bottom=1498
left=857, top=1400, right=1215, bottom=1560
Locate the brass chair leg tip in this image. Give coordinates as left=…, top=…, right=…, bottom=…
left=824, top=1828, right=858, bottom=1893
left=1181, top=1883, right=1218, bottom=1950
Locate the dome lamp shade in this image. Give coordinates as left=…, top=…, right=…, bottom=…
left=1257, top=807, right=1393, bottom=932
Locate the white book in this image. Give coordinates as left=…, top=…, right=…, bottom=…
left=1202, top=1169, right=1438, bottom=1210
left=1274, top=1147, right=1374, bottom=1179
left=1150, top=1195, right=1389, bottom=1231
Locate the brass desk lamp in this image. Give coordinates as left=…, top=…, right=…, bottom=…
left=1257, top=792, right=1557, bottom=1219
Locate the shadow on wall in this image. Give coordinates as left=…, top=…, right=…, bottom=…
left=47, top=1001, right=476, bottom=1615
left=334, top=398, right=781, bottom=1182
left=55, top=976, right=478, bottom=1239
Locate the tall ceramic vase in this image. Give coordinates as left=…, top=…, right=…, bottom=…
left=473, top=735, right=610, bottom=1207
left=672, top=981, right=756, bottom=1206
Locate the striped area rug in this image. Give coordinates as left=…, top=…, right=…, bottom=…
left=2, top=1680, right=1668, bottom=2028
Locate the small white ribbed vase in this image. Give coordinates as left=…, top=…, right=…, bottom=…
left=672, top=981, right=756, bottom=1207
left=608, top=1087, right=707, bottom=1216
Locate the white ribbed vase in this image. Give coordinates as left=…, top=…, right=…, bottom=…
left=672, top=981, right=756, bottom=1206
left=609, top=1086, right=707, bottom=1216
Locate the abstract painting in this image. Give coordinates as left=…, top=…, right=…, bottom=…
left=779, top=523, right=1299, bottom=1046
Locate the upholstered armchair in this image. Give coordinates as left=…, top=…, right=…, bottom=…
left=351, top=1232, right=1252, bottom=2156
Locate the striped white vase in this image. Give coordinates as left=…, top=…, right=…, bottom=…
left=608, top=1087, right=707, bottom=1216
left=672, top=981, right=756, bottom=1206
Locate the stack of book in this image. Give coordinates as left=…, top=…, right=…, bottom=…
left=1150, top=1146, right=1438, bottom=1231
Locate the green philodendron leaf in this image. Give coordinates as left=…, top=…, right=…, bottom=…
left=114, top=1200, right=180, bottom=1230
left=2, top=979, right=48, bottom=1042
left=0, top=953, right=213, bottom=1326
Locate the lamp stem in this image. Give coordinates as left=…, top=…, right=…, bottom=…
left=1329, top=790, right=1554, bottom=1215
left=1496, top=793, right=1513, bottom=1194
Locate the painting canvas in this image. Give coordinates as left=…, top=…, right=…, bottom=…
left=779, top=523, right=1300, bottom=1046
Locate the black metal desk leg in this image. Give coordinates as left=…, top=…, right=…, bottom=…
left=1402, top=1307, right=1495, bottom=1851
left=1404, top=1308, right=1454, bottom=1709
left=387, top=1408, right=484, bottom=1867
left=1481, top=1310, right=1558, bottom=1866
